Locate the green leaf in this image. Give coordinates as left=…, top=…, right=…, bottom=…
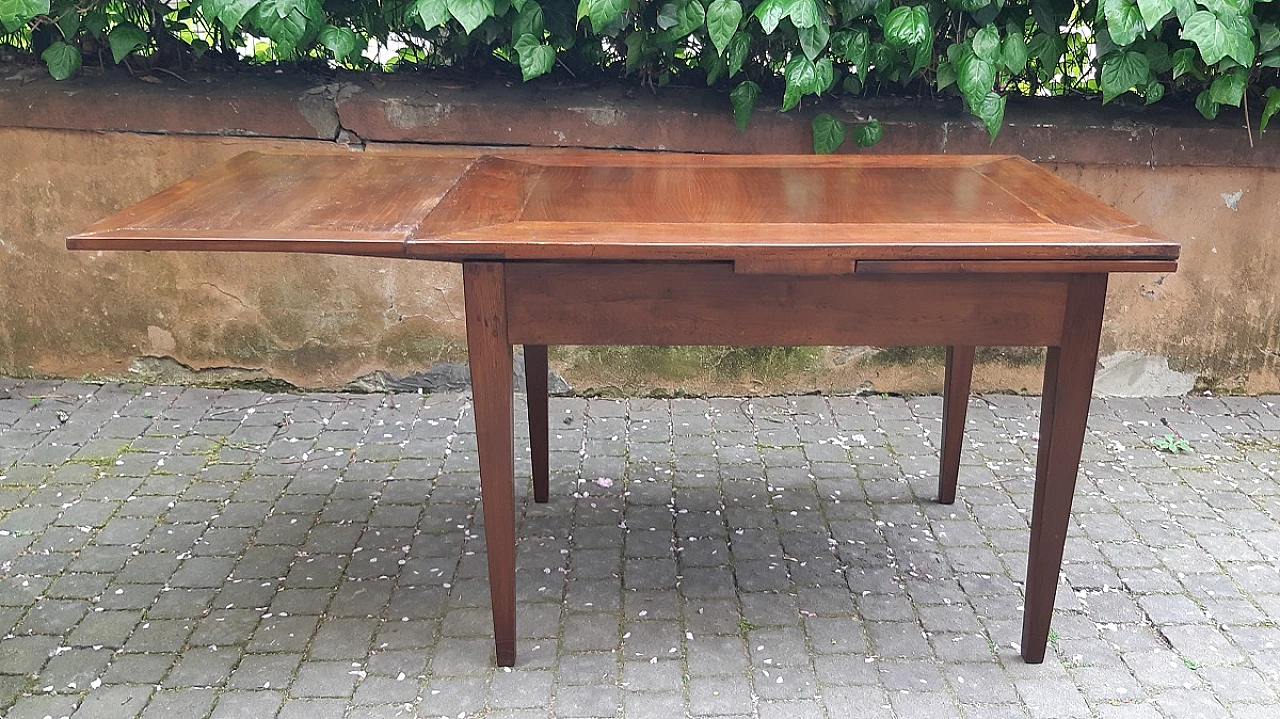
left=1260, top=87, right=1280, bottom=133
left=782, top=55, right=818, bottom=111
left=1170, top=0, right=1195, bottom=24
left=812, top=113, right=847, bottom=154
left=1143, top=79, right=1164, bottom=104
left=448, top=0, right=494, bottom=33
left=727, top=31, right=750, bottom=76
left=797, top=21, right=829, bottom=61
left=1180, top=10, right=1230, bottom=64
left=935, top=58, right=956, bottom=90
left=318, top=25, right=358, bottom=62
left=955, top=46, right=995, bottom=106
left=41, top=41, right=81, bottom=80
left=787, top=0, right=821, bottom=30
left=1027, top=32, right=1065, bottom=80
left=1209, top=68, right=1246, bottom=106
left=576, top=0, right=625, bottom=32
left=206, top=0, right=259, bottom=32
left=851, top=119, right=882, bottom=146
left=1263, top=51, right=1280, bottom=69
left=831, top=27, right=870, bottom=72
left=514, top=33, right=555, bottom=79
left=884, top=5, right=930, bottom=48
left=0, top=0, right=48, bottom=33
left=513, top=1, right=544, bottom=37
left=972, top=25, right=1000, bottom=63
left=730, top=80, right=760, bottom=131
left=1260, top=24, right=1280, bottom=53
left=974, top=91, right=1006, bottom=140
left=1136, top=0, right=1172, bottom=30
left=108, top=23, right=149, bottom=64
left=1103, top=0, right=1144, bottom=46
left=1001, top=32, right=1027, bottom=73
left=1172, top=47, right=1197, bottom=78
left=1100, top=50, right=1149, bottom=102
left=1194, top=89, right=1220, bottom=119
left=250, top=1, right=309, bottom=54
left=751, top=0, right=784, bottom=34
left=706, top=0, right=742, bottom=55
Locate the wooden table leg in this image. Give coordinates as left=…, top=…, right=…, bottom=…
left=524, top=345, right=550, bottom=504
left=464, top=262, right=518, bottom=667
left=1022, top=274, right=1107, bottom=663
left=939, top=345, right=975, bottom=504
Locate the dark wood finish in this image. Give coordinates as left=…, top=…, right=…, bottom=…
left=67, top=150, right=1180, bottom=669
left=1022, top=273, right=1108, bottom=663
left=504, top=263, right=1068, bottom=347
left=462, top=262, right=517, bottom=667
left=409, top=153, right=1177, bottom=265
left=940, top=346, right=975, bottom=505
left=67, top=151, right=479, bottom=254
left=524, top=345, right=550, bottom=504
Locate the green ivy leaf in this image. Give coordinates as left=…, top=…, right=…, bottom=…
left=787, top=0, right=821, bottom=30
left=935, top=58, right=956, bottom=90
left=1103, top=0, right=1144, bottom=46
left=851, top=118, right=882, bottom=146
left=448, top=0, right=494, bottom=33
left=955, top=46, right=995, bottom=106
left=1260, top=24, right=1280, bottom=53
left=512, top=1, right=544, bottom=37
left=1194, top=89, right=1220, bottom=119
left=1171, top=46, right=1197, bottom=78
left=812, top=113, right=847, bottom=153
left=1181, top=10, right=1234, bottom=65
left=1170, top=0, right=1195, bottom=23
left=1027, top=32, right=1065, bottom=81
left=1208, top=67, right=1246, bottom=106
left=782, top=55, right=818, bottom=111
left=831, top=28, right=870, bottom=76
left=730, top=79, right=760, bottom=131
left=206, top=0, right=260, bottom=33
left=1001, top=32, right=1028, bottom=72
left=318, top=25, right=358, bottom=62
left=727, top=31, right=750, bottom=76
left=1143, top=79, right=1164, bottom=104
left=974, top=91, right=1006, bottom=140
left=1100, top=50, right=1149, bottom=102
left=108, top=23, right=149, bottom=64
left=1261, top=87, right=1280, bottom=133
left=251, top=1, right=310, bottom=54
left=798, top=21, right=829, bottom=60
left=1136, top=0, right=1172, bottom=30
left=576, top=0, right=625, bottom=33
left=41, top=41, right=81, bottom=80
left=0, top=0, right=48, bottom=33
left=706, top=0, right=742, bottom=55
left=884, top=5, right=929, bottom=48
left=751, top=0, right=785, bottom=34
left=514, top=33, right=555, bottom=79
left=971, top=25, right=1000, bottom=63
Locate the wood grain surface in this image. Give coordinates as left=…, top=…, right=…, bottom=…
left=69, top=150, right=1179, bottom=271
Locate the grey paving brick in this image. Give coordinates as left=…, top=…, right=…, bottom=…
left=210, top=689, right=285, bottom=719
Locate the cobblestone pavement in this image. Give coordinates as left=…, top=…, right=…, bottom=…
left=1, top=378, right=1279, bottom=719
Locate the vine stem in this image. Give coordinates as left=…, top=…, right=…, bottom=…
left=1244, top=94, right=1255, bottom=149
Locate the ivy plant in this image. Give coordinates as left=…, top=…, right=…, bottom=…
left=2, top=0, right=1278, bottom=150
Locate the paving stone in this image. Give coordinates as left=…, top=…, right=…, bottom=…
left=210, top=689, right=285, bottom=718
left=138, top=688, right=217, bottom=719
left=71, top=685, right=153, bottom=718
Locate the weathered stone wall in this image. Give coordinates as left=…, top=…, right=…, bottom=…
left=2, top=72, right=1277, bottom=394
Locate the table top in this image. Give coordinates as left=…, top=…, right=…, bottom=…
left=68, top=149, right=1178, bottom=273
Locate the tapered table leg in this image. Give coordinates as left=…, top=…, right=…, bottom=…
left=1022, top=274, right=1107, bottom=663
left=464, top=262, right=517, bottom=667
left=939, top=345, right=975, bottom=504
left=524, top=345, right=550, bottom=504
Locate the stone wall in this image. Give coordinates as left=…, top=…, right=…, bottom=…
left=2, top=72, right=1277, bottom=394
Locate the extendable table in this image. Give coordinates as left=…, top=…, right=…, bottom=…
left=69, top=148, right=1179, bottom=667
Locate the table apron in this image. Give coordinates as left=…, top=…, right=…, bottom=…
left=502, top=262, right=1074, bottom=347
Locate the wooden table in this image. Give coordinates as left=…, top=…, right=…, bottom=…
left=69, top=149, right=1179, bottom=668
